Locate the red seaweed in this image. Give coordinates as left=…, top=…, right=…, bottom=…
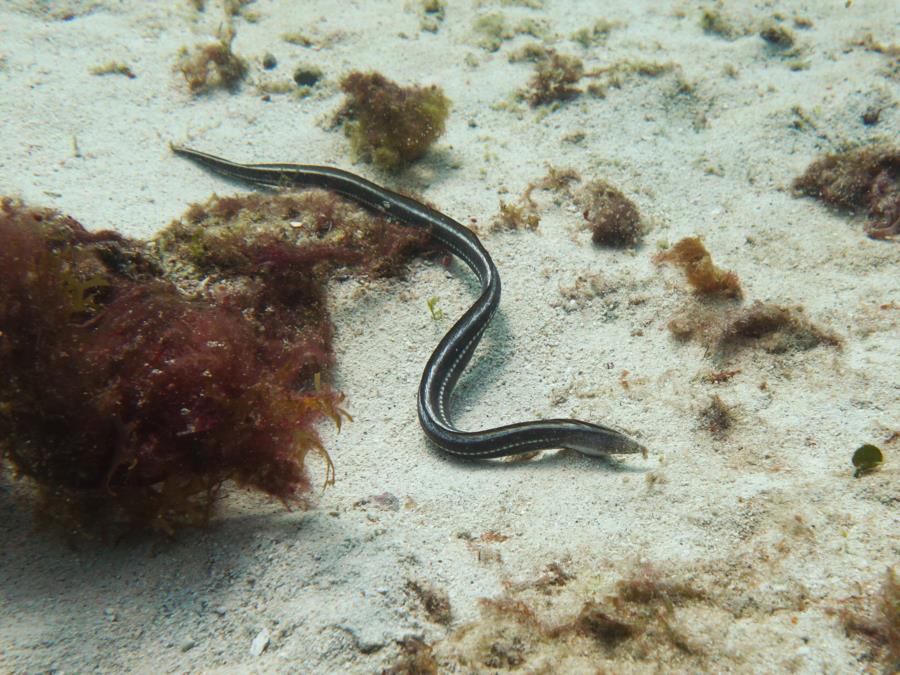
left=1, top=185, right=440, bottom=535
left=0, top=199, right=350, bottom=534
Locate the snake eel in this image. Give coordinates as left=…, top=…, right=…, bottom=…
left=172, top=145, right=646, bottom=461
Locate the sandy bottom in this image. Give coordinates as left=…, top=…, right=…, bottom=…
left=0, top=1, right=897, bottom=672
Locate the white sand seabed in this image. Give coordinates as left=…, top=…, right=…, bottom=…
left=0, top=1, right=897, bottom=672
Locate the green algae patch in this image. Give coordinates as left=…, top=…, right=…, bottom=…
left=852, top=444, right=884, bottom=478
left=337, top=71, right=450, bottom=171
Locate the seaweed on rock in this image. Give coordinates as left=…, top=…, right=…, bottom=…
left=1, top=189, right=435, bottom=535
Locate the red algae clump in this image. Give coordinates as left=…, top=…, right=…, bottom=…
left=793, top=144, right=899, bottom=240
left=1, top=190, right=436, bottom=535
left=337, top=71, right=451, bottom=171
left=0, top=199, right=344, bottom=534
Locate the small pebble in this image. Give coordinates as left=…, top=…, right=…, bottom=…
left=250, top=628, right=270, bottom=656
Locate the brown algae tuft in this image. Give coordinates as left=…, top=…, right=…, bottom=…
left=699, top=8, right=745, bottom=40
left=655, top=236, right=742, bottom=298
left=759, top=21, right=796, bottom=49
left=525, top=51, right=585, bottom=107
left=578, top=180, right=645, bottom=247
left=176, top=31, right=247, bottom=94
left=472, top=12, right=547, bottom=52
left=384, top=637, right=440, bottom=674
left=793, top=143, right=899, bottom=240
left=442, top=563, right=709, bottom=669
left=836, top=567, right=900, bottom=668
left=668, top=300, right=842, bottom=355
left=699, top=394, right=738, bottom=437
